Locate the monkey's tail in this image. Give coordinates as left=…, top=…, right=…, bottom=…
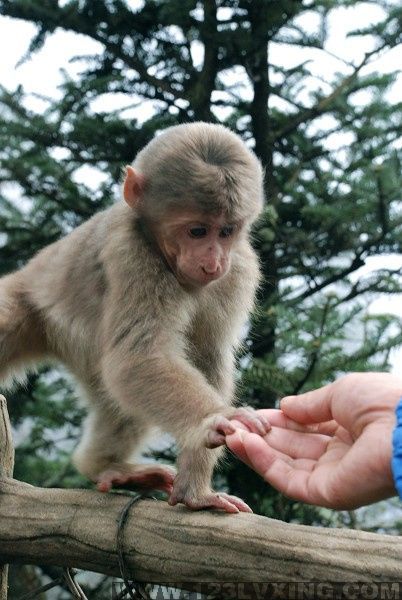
left=0, top=272, right=47, bottom=388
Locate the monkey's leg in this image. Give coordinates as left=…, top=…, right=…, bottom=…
left=72, top=405, right=175, bottom=494
left=0, top=273, right=47, bottom=381
left=168, top=408, right=271, bottom=513
left=169, top=444, right=252, bottom=513
left=96, top=463, right=176, bottom=494
left=101, top=352, right=269, bottom=512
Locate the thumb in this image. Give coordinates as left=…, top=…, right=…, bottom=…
left=281, top=384, right=334, bottom=424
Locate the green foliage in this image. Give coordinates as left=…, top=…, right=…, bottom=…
left=10, top=370, right=86, bottom=487
left=0, top=0, right=401, bottom=538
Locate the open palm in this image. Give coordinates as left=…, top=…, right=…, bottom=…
left=226, top=373, right=401, bottom=509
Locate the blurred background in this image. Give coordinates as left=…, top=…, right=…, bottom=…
left=0, top=0, right=401, bottom=597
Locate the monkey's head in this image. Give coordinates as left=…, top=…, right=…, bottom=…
left=123, top=122, right=264, bottom=288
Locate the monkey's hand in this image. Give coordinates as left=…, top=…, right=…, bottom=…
left=202, top=407, right=271, bottom=448
left=169, top=487, right=252, bottom=513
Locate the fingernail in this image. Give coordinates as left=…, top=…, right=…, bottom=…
left=227, top=428, right=243, bottom=441
left=236, top=429, right=245, bottom=441
left=262, top=418, right=271, bottom=431
left=280, top=395, right=295, bottom=407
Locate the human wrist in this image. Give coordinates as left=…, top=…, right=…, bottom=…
left=391, top=397, right=402, bottom=499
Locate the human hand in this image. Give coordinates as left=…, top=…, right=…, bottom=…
left=226, top=373, right=402, bottom=509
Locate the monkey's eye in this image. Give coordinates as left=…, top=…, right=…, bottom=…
left=219, top=225, right=235, bottom=238
left=189, top=226, right=208, bottom=238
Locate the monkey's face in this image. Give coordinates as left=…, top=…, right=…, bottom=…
left=153, top=212, right=240, bottom=288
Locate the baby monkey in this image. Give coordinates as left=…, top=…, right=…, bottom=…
left=0, top=122, right=269, bottom=513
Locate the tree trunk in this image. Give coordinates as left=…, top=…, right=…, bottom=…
left=0, top=477, right=401, bottom=597
left=0, top=397, right=14, bottom=600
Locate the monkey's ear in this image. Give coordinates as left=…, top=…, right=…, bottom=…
left=123, top=166, right=145, bottom=208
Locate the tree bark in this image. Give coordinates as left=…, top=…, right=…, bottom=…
left=0, top=397, right=14, bottom=600
left=0, top=476, right=401, bottom=594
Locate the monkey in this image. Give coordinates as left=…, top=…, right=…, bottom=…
left=0, top=122, right=270, bottom=513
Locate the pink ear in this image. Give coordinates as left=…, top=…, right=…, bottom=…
left=123, top=166, right=145, bottom=208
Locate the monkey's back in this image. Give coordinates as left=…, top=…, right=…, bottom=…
left=21, top=207, right=113, bottom=376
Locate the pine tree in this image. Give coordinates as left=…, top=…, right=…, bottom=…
left=1, top=0, right=401, bottom=528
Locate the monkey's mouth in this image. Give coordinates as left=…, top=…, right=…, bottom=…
left=176, top=268, right=222, bottom=289
left=200, top=268, right=223, bottom=282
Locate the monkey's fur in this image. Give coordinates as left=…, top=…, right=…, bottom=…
left=0, top=122, right=267, bottom=512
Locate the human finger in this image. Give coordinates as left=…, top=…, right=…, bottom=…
left=281, top=384, right=334, bottom=424
left=255, top=409, right=339, bottom=437
left=265, top=426, right=330, bottom=460
left=225, top=429, right=253, bottom=468
left=231, top=431, right=318, bottom=502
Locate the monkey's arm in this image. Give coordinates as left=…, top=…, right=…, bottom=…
left=102, top=345, right=266, bottom=444
left=101, top=330, right=268, bottom=512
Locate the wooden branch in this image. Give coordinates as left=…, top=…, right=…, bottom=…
left=0, top=396, right=14, bottom=600
left=0, top=477, right=401, bottom=592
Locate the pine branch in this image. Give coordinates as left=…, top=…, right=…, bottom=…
left=288, top=254, right=366, bottom=303
left=292, top=297, right=332, bottom=394
left=274, top=42, right=390, bottom=141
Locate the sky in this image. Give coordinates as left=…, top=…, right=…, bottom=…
left=0, top=1, right=401, bottom=371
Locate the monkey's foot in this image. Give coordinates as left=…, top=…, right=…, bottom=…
left=204, top=408, right=271, bottom=448
left=169, top=489, right=252, bottom=514
left=96, top=463, right=176, bottom=494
